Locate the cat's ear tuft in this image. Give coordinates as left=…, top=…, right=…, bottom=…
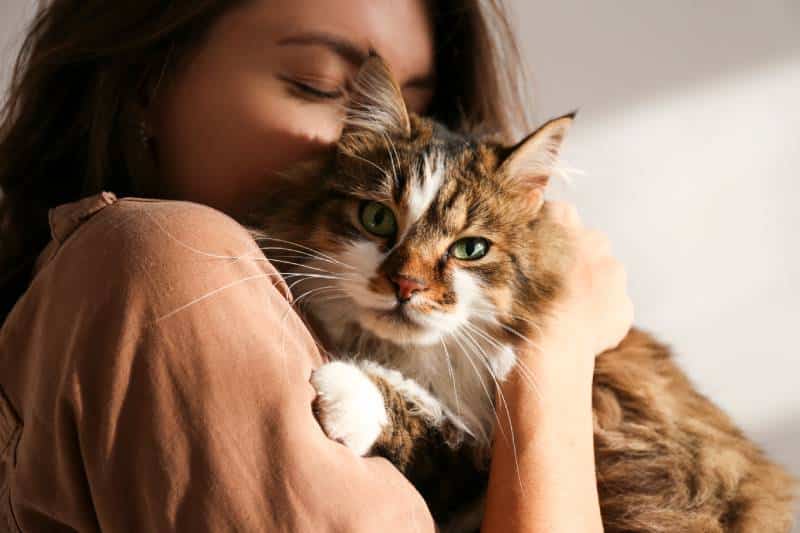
left=339, top=53, right=411, bottom=154
left=498, top=112, right=575, bottom=211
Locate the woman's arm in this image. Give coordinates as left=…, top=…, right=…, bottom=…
left=2, top=197, right=434, bottom=532
left=482, top=202, right=633, bottom=533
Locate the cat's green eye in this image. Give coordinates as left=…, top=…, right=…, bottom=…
left=360, top=201, right=397, bottom=237
left=450, top=237, right=490, bottom=261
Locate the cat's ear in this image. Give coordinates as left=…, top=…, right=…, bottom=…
left=339, top=53, right=411, bottom=154
left=498, top=112, right=575, bottom=211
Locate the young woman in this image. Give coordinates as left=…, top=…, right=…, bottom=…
left=0, top=1, right=632, bottom=531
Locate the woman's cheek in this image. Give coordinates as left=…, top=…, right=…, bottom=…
left=205, top=99, right=344, bottom=213
left=269, top=97, right=344, bottom=150
left=152, top=72, right=346, bottom=213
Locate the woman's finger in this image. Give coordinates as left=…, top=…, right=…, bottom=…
left=548, top=201, right=583, bottom=229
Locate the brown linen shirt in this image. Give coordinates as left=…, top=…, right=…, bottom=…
left=0, top=193, right=435, bottom=532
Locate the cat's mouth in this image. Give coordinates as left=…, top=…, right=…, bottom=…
left=378, top=304, right=421, bottom=327
left=358, top=303, right=443, bottom=346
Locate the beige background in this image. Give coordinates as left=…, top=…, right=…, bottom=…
left=511, top=2, right=799, bottom=527
left=2, top=0, right=798, bottom=526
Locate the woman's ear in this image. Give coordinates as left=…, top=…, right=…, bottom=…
left=339, top=52, right=411, bottom=155
left=498, top=112, right=576, bottom=211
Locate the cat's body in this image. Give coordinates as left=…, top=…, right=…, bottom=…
left=245, top=57, right=796, bottom=531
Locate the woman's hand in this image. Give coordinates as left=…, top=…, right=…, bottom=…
left=529, top=200, right=635, bottom=391
left=545, top=200, right=634, bottom=359
left=482, top=201, right=632, bottom=533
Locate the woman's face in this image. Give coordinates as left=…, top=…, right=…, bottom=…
left=149, top=0, right=435, bottom=216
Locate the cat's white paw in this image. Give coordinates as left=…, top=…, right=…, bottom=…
left=310, top=361, right=389, bottom=456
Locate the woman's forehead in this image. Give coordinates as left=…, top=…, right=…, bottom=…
left=230, top=0, right=435, bottom=87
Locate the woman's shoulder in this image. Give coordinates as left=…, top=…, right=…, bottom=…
left=32, top=193, right=291, bottom=316
left=58, top=195, right=257, bottom=258
left=1, top=192, right=313, bottom=415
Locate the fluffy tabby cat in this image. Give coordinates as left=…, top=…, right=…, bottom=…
left=245, top=56, right=796, bottom=532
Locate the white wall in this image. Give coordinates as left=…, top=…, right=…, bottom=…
left=2, top=0, right=798, bottom=524
left=511, top=0, right=800, bottom=525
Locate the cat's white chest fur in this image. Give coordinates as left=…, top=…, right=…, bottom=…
left=320, top=313, right=518, bottom=446
left=385, top=339, right=517, bottom=444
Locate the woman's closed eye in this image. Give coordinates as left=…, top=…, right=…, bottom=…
left=279, top=74, right=344, bottom=101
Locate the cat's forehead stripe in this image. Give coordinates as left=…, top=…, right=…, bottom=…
left=405, top=148, right=445, bottom=225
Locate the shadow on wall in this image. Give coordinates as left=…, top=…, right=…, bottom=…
left=512, top=0, right=800, bottom=119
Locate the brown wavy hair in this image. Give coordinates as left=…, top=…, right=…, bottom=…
left=0, top=0, right=530, bottom=320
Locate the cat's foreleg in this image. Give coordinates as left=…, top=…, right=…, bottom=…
left=310, top=359, right=471, bottom=464
left=311, top=360, right=488, bottom=526
left=310, top=360, right=390, bottom=456
left=355, top=361, right=475, bottom=471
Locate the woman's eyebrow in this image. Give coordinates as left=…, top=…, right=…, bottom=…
left=277, top=32, right=367, bottom=66
left=277, top=32, right=435, bottom=91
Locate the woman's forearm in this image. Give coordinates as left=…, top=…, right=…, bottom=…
left=481, top=341, right=603, bottom=533
left=481, top=201, right=631, bottom=533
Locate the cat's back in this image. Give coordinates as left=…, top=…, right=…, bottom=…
left=592, top=328, right=796, bottom=532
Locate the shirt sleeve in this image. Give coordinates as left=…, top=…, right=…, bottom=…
left=33, top=199, right=435, bottom=532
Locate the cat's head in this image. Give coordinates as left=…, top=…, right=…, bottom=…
left=261, top=56, right=573, bottom=348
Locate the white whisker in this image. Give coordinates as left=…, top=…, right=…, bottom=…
left=343, top=150, right=392, bottom=180
left=460, top=327, right=525, bottom=495
left=157, top=272, right=282, bottom=322
left=251, top=234, right=357, bottom=271
left=258, top=246, right=351, bottom=269
left=440, top=337, right=461, bottom=416
left=383, top=132, right=401, bottom=184
left=266, top=257, right=358, bottom=277
left=466, top=319, right=544, bottom=401
left=512, top=359, right=545, bottom=403
left=474, top=307, right=546, bottom=339
left=472, top=313, right=545, bottom=354
left=449, top=330, right=497, bottom=446
left=310, top=294, right=352, bottom=306
left=281, top=285, right=342, bottom=322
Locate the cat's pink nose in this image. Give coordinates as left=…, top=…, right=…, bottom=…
left=391, top=275, right=427, bottom=302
